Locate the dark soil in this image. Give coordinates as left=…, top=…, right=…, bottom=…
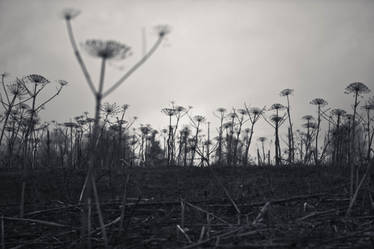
left=0, top=165, right=373, bottom=248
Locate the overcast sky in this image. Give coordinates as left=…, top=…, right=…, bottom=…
left=1, top=0, right=374, bottom=148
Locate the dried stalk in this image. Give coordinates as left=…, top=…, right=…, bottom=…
left=118, top=173, right=130, bottom=234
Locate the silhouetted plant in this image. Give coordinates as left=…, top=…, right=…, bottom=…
left=344, top=82, right=370, bottom=199
left=1, top=73, right=67, bottom=219
left=345, top=82, right=370, bottom=164
left=361, top=102, right=374, bottom=161
left=115, top=104, right=130, bottom=163
left=190, top=115, right=205, bottom=166
left=214, top=107, right=226, bottom=165
left=301, top=115, right=314, bottom=164
left=0, top=76, right=28, bottom=146
left=162, top=107, right=176, bottom=166
left=63, top=121, right=79, bottom=168
left=222, top=121, right=232, bottom=165
left=139, top=124, right=151, bottom=164
left=280, top=88, right=295, bottom=164
left=177, top=126, right=191, bottom=166
left=161, top=128, right=168, bottom=159
left=62, top=8, right=169, bottom=247
left=169, top=104, right=190, bottom=165
left=243, top=106, right=263, bottom=166
left=302, top=121, right=317, bottom=164
left=21, top=74, right=66, bottom=163
left=232, top=109, right=248, bottom=166
left=226, top=111, right=237, bottom=165
left=329, top=108, right=346, bottom=165
left=257, top=137, right=267, bottom=165
left=262, top=104, right=286, bottom=166
left=205, top=121, right=213, bottom=166
left=272, top=115, right=285, bottom=165
left=310, top=98, right=328, bottom=165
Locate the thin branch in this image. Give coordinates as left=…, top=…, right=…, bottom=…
left=35, top=86, right=64, bottom=112
left=102, top=36, right=164, bottom=98
left=34, top=83, right=46, bottom=97
left=65, top=19, right=97, bottom=95
left=261, top=113, right=275, bottom=128
left=12, top=95, right=34, bottom=107
left=1, top=75, right=10, bottom=104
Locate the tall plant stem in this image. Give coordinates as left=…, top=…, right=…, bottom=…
left=366, top=109, right=372, bottom=161
left=275, top=120, right=280, bottom=166
left=82, top=57, right=108, bottom=249
left=218, top=115, right=224, bottom=165
left=315, top=105, right=321, bottom=166
left=0, top=95, right=17, bottom=145
left=350, top=92, right=359, bottom=199
left=190, top=122, right=201, bottom=166
left=286, top=95, right=294, bottom=163
left=244, top=124, right=255, bottom=166
left=20, top=84, right=37, bottom=218
left=206, top=122, right=210, bottom=165
left=65, top=19, right=96, bottom=95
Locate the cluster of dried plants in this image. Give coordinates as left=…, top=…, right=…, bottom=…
left=1, top=7, right=374, bottom=249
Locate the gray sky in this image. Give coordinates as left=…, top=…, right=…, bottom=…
left=1, top=0, right=374, bottom=147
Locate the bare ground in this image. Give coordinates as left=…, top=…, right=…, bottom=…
left=0, top=165, right=373, bottom=248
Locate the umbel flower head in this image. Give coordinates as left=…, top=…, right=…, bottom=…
left=228, top=112, right=237, bottom=119
left=162, top=108, right=176, bottom=116
left=280, top=88, right=294, bottom=97
left=82, top=40, right=131, bottom=60
left=181, top=126, right=191, bottom=136
left=121, top=104, right=130, bottom=112
left=223, top=122, right=232, bottom=129
left=345, top=114, right=354, bottom=121
left=154, top=25, right=171, bottom=37
left=345, top=82, right=370, bottom=95
left=57, top=80, right=68, bottom=86
left=1, top=72, right=9, bottom=77
left=331, top=108, right=346, bottom=117
left=216, top=107, right=227, bottom=114
left=258, top=137, right=267, bottom=142
left=269, top=103, right=285, bottom=111
left=302, top=115, right=314, bottom=121
left=250, top=107, right=263, bottom=115
left=237, top=109, right=247, bottom=116
left=310, top=98, right=328, bottom=107
left=61, top=8, right=81, bottom=20
left=194, top=115, right=205, bottom=123
left=8, top=79, right=27, bottom=96
left=24, top=74, right=50, bottom=85
left=303, top=122, right=317, bottom=130
left=270, top=115, right=284, bottom=123
left=174, top=106, right=186, bottom=114
left=101, top=102, right=120, bottom=116
left=140, top=125, right=151, bottom=135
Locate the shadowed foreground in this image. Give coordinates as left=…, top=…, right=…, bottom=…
left=0, top=165, right=373, bottom=249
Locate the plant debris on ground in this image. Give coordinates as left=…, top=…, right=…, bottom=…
left=1, top=166, right=373, bottom=249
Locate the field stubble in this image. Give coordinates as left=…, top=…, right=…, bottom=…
left=0, top=165, right=373, bottom=249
